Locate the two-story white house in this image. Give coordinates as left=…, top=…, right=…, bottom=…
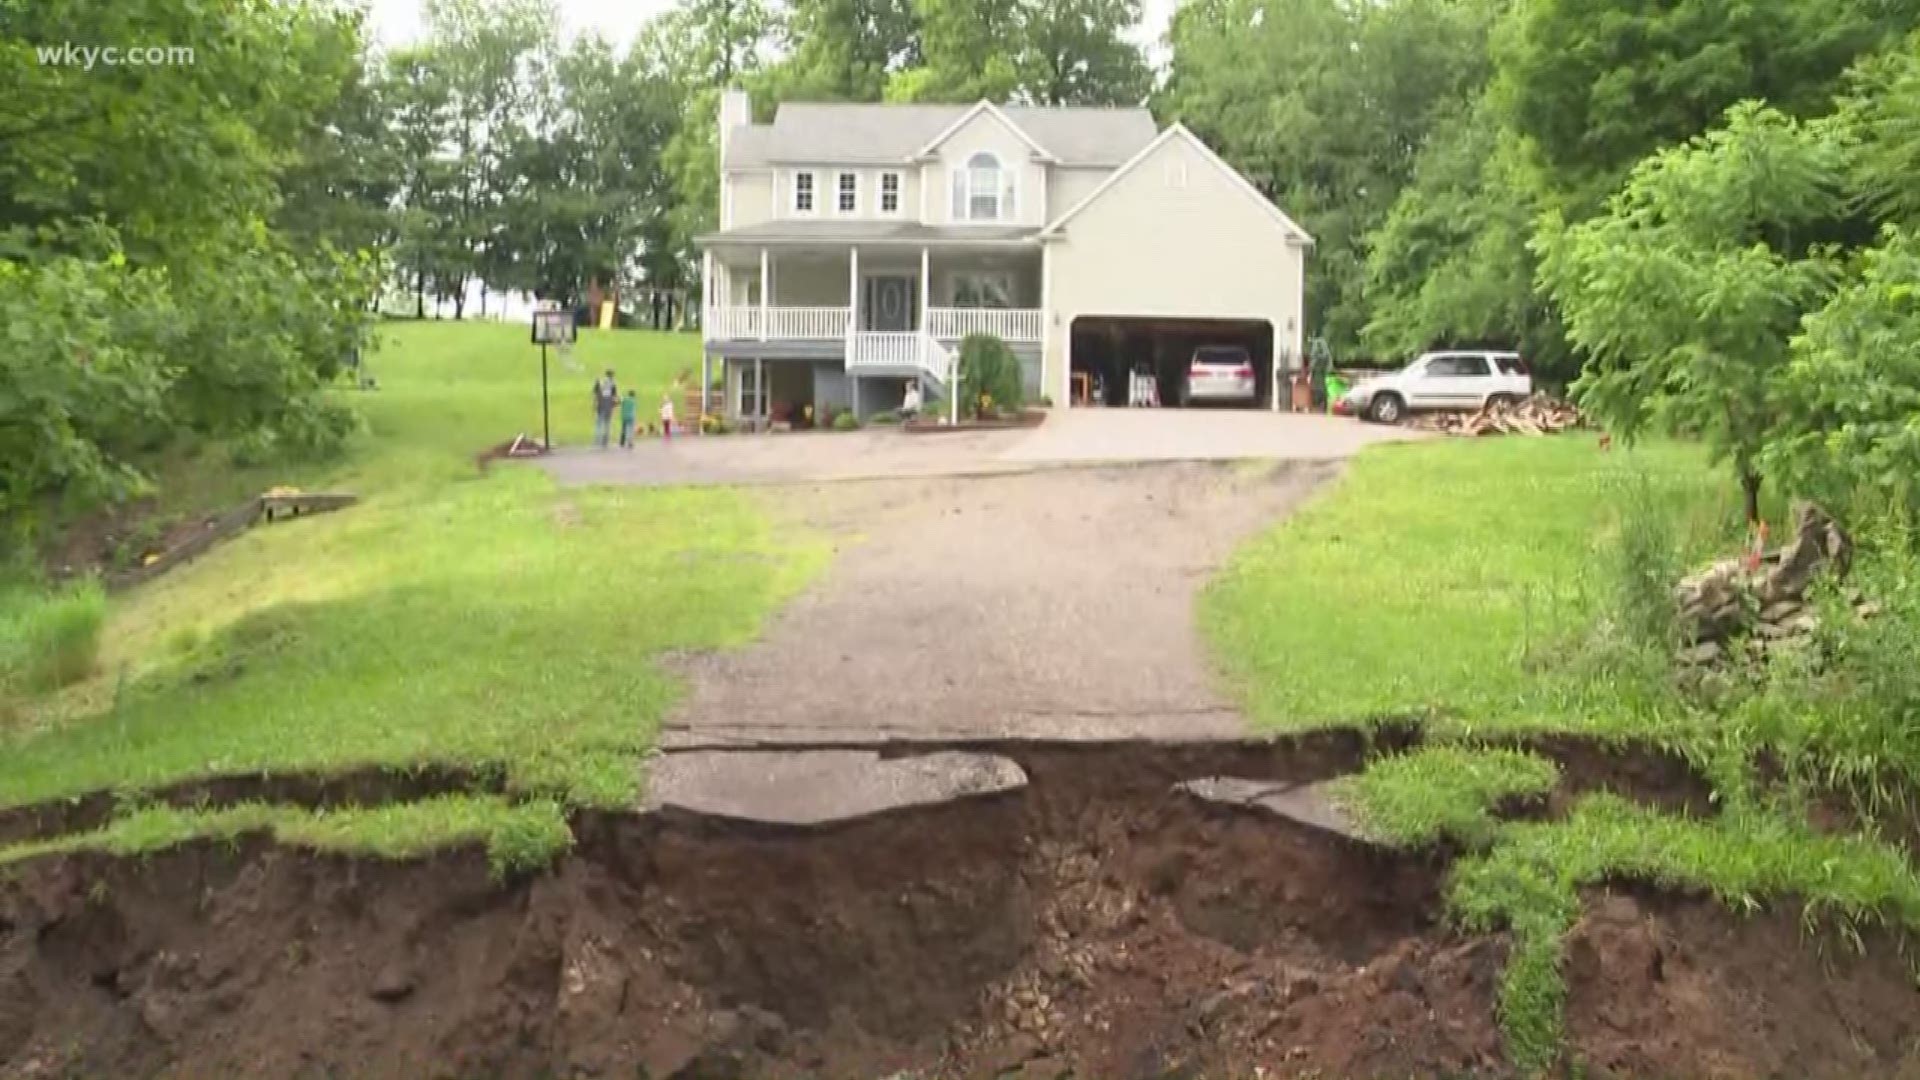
left=697, top=91, right=1312, bottom=423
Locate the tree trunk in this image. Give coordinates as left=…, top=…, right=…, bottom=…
left=414, top=269, right=425, bottom=320
left=1740, top=466, right=1762, bottom=528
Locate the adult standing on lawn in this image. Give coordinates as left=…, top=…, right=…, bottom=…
left=591, top=369, right=619, bottom=448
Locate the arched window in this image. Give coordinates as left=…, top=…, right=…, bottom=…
left=952, top=151, right=1014, bottom=221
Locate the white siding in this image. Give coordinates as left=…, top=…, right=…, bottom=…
left=742, top=166, right=919, bottom=223
left=728, top=170, right=776, bottom=229
left=932, top=111, right=1044, bottom=228
left=1042, top=133, right=1308, bottom=406
left=1046, top=167, right=1111, bottom=224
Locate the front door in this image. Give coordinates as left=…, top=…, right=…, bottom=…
left=863, top=275, right=917, bottom=332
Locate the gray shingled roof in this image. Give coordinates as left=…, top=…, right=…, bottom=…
left=723, top=102, right=1156, bottom=169
left=697, top=220, right=1038, bottom=245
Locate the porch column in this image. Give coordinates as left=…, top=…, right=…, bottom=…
left=852, top=373, right=862, bottom=417
left=919, top=246, right=930, bottom=333
left=755, top=356, right=765, bottom=431
left=848, top=246, right=860, bottom=334
left=701, top=249, right=714, bottom=328
left=1040, top=241, right=1056, bottom=404
left=758, top=247, right=769, bottom=341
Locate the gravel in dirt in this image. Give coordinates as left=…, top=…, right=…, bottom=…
left=663, top=461, right=1338, bottom=749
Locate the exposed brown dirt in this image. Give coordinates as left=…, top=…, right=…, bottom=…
left=0, top=765, right=496, bottom=848
left=0, top=739, right=1911, bottom=1079
left=1563, top=885, right=1920, bottom=1079
left=1519, top=735, right=1717, bottom=819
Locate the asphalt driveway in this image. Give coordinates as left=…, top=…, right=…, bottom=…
left=544, top=408, right=1417, bottom=488
left=659, top=459, right=1338, bottom=749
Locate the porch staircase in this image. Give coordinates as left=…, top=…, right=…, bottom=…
left=845, top=330, right=957, bottom=399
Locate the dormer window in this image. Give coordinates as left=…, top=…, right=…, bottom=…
left=951, top=152, right=1014, bottom=222
left=837, top=171, right=858, bottom=213
left=793, top=171, right=815, bottom=213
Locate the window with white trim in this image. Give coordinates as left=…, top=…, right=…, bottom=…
left=793, top=171, right=815, bottom=213
left=879, top=171, right=901, bottom=214
left=950, top=152, right=1015, bottom=222
left=952, top=271, right=1014, bottom=309
left=837, top=171, right=858, bottom=213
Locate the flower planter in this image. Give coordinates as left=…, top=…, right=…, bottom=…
left=901, top=408, right=1048, bottom=433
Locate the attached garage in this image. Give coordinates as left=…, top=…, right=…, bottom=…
left=1068, top=316, right=1273, bottom=408
left=1039, top=125, right=1313, bottom=410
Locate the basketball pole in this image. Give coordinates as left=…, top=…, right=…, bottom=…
left=540, top=342, right=551, bottom=451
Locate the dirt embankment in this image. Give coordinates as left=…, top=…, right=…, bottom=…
left=3, top=739, right=1916, bottom=1079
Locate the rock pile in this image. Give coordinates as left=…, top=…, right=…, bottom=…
left=1672, top=502, right=1876, bottom=666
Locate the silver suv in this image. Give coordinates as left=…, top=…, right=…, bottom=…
left=1337, top=350, right=1531, bottom=424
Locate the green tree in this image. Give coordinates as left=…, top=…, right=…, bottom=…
left=1359, top=94, right=1568, bottom=376
left=1772, top=226, right=1920, bottom=525
left=0, top=0, right=383, bottom=531
left=420, top=0, right=558, bottom=316
left=766, top=0, right=921, bottom=101
left=885, top=0, right=1022, bottom=103
left=1495, top=0, right=1920, bottom=213
left=384, top=47, right=459, bottom=318
left=1539, top=103, right=1847, bottom=524
left=273, top=8, right=402, bottom=264
left=1835, top=33, right=1920, bottom=228
left=490, top=36, right=677, bottom=306
left=1160, top=0, right=1495, bottom=352
left=1016, top=0, right=1149, bottom=106
left=886, top=0, right=1146, bottom=106
left=635, top=0, right=780, bottom=296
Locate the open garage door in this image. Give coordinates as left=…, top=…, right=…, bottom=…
left=1068, top=316, right=1275, bottom=409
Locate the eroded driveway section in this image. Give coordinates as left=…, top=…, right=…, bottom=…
left=662, top=460, right=1337, bottom=748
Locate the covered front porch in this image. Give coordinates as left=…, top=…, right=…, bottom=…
left=700, top=241, right=1045, bottom=352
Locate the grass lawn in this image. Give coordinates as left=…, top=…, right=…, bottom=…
left=1204, top=433, right=1920, bottom=1070
left=1202, top=435, right=1734, bottom=740
left=0, top=321, right=822, bottom=850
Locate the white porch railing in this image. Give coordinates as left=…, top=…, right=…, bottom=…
left=705, top=305, right=851, bottom=341
left=706, top=306, right=761, bottom=340
left=846, top=331, right=923, bottom=369
left=767, top=306, right=851, bottom=340
left=926, top=307, right=1043, bottom=342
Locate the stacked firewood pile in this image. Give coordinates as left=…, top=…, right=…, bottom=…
left=1673, top=502, right=1880, bottom=666
left=1410, top=394, right=1584, bottom=436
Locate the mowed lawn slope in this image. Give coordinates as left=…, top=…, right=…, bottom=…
left=1202, top=435, right=1730, bottom=738
left=1, top=322, right=823, bottom=817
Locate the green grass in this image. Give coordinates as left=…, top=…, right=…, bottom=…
left=1205, top=433, right=1920, bottom=1071
left=0, top=321, right=822, bottom=837
left=1201, top=436, right=1736, bottom=740
left=1450, top=794, right=1920, bottom=1072
left=0, top=579, right=106, bottom=695
left=344, top=318, right=701, bottom=489
left=0, top=795, right=573, bottom=878
left=1332, top=746, right=1560, bottom=847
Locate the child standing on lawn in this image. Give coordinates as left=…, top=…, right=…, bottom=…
left=618, top=389, right=638, bottom=448
left=659, top=392, right=676, bottom=441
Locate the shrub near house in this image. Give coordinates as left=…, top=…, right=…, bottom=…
left=957, top=334, right=1024, bottom=419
